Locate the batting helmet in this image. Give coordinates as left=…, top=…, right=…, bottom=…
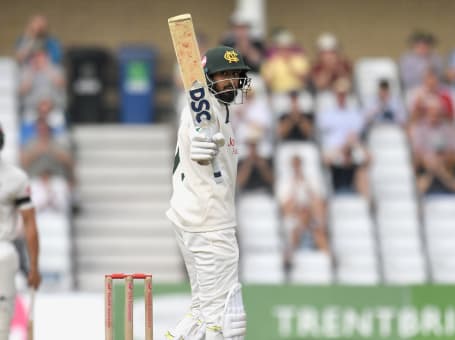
left=203, top=45, right=250, bottom=76
left=203, top=46, right=251, bottom=104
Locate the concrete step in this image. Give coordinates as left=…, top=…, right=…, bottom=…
left=74, top=218, right=173, bottom=237
left=77, top=201, right=168, bottom=216
left=72, top=124, right=181, bottom=289
left=77, top=184, right=171, bottom=202
left=76, top=166, right=171, bottom=185
left=76, top=149, right=172, bottom=167
left=72, top=124, right=173, bottom=148
left=75, top=236, right=178, bottom=255
left=76, top=254, right=182, bottom=273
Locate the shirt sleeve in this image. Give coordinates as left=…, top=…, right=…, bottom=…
left=14, top=174, right=33, bottom=210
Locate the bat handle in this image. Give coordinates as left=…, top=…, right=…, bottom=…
left=212, top=157, right=223, bottom=183
left=28, top=288, right=35, bottom=340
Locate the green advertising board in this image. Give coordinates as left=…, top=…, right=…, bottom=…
left=243, top=285, right=455, bottom=340
left=112, top=284, right=455, bottom=340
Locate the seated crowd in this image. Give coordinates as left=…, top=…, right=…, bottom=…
left=210, top=20, right=455, bottom=278
left=9, top=12, right=455, bottom=283
left=13, top=14, right=75, bottom=289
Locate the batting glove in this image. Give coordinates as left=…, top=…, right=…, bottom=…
left=190, top=130, right=220, bottom=162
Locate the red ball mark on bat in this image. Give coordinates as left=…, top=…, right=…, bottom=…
left=182, top=42, right=190, bottom=49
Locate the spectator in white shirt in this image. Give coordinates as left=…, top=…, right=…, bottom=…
left=231, top=87, right=274, bottom=159
left=317, top=78, right=370, bottom=198
left=277, top=155, right=329, bottom=270
left=31, top=168, right=70, bottom=215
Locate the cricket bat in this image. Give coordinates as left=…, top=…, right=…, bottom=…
left=27, top=289, right=35, bottom=340
left=168, top=13, right=223, bottom=183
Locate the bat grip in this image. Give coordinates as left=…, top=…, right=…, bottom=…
left=27, top=288, right=35, bottom=340
left=212, top=157, right=223, bottom=183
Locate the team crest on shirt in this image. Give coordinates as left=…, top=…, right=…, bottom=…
left=227, top=137, right=238, bottom=154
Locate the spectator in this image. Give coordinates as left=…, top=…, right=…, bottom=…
left=237, top=135, right=274, bottom=194
left=410, top=97, right=455, bottom=194
left=310, top=32, right=352, bottom=93
left=20, top=118, right=74, bottom=183
left=399, top=31, right=444, bottom=92
left=407, top=67, right=453, bottom=124
left=277, top=155, right=329, bottom=269
left=230, top=85, right=274, bottom=159
left=15, top=14, right=62, bottom=65
left=317, top=78, right=370, bottom=198
left=21, top=96, right=67, bottom=146
left=445, top=48, right=455, bottom=93
left=19, top=50, right=66, bottom=111
left=220, top=12, right=264, bottom=72
left=364, top=79, right=407, bottom=128
left=261, top=28, right=310, bottom=93
left=31, top=168, right=70, bottom=216
left=276, top=91, right=314, bottom=141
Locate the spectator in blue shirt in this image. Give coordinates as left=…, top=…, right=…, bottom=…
left=364, top=79, right=407, bottom=128
left=15, top=14, right=62, bottom=66
left=399, top=31, right=443, bottom=92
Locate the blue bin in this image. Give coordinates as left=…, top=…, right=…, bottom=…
left=118, top=46, right=156, bottom=123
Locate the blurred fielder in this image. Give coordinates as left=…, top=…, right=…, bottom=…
left=166, top=46, right=251, bottom=340
left=0, top=124, right=41, bottom=340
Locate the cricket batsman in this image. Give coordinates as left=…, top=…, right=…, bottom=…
left=0, top=124, right=41, bottom=340
left=166, top=46, right=251, bottom=340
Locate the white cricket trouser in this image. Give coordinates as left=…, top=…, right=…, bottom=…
left=172, top=225, right=240, bottom=335
left=0, top=241, right=19, bottom=340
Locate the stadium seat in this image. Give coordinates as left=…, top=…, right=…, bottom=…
left=237, top=192, right=283, bottom=279
left=377, top=199, right=419, bottom=219
left=337, top=266, right=380, bottom=285
left=290, top=250, right=332, bottom=284
left=423, top=196, right=455, bottom=282
left=275, top=142, right=327, bottom=198
left=432, top=256, right=455, bottom=283
left=242, top=252, right=285, bottom=284
left=368, top=124, right=408, bottom=148
left=36, top=212, right=72, bottom=290
left=333, top=237, right=376, bottom=259
left=354, top=58, right=401, bottom=105
left=331, top=218, right=374, bottom=239
left=378, top=219, right=420, bottom=240
left=330, top=194, right=370, bottom=218
left=314, top=90, right=359, bottom=115
left=329, top=195, right=379, bottom=284
left=270, top=90, right=314, bottom=116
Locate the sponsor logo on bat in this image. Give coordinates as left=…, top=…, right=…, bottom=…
left=189, top=83, right=211, bottom=123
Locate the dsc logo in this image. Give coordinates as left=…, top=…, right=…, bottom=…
left=189, top=86, right=211, bottom=123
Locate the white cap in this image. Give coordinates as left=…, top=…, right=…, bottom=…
left=273, top=30, right=295, bottom=47
left=230, top=11, right=251, bottom=27
left=317, top=32, right=338, bottom=51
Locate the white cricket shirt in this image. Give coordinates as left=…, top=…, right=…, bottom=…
left=0, top=158, right=33, bottom=241
left=167, top=97, right=239, bottom=232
